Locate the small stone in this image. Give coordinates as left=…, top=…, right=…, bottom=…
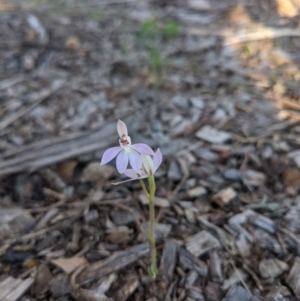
left=196, top=125, right=231, bottom=144
left=223, top=169, right=241, bottom=181
left=189, top=97, right=205, bottom=109
left=262, top=146, right=273, bottom=159
left=172, top=95, right=188, bottom=109
left=212, top=108, right=227, bottom=120
left=171, top=115, right=183, bottom=127
left=84, top=209, right=99, bottom=224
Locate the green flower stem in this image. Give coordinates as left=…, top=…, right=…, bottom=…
left=139, top=179, right=149, bottom=197
left=147, top=175, right=158, bottom=277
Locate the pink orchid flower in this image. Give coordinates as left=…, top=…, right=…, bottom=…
left=100, top=120, right=154, bottom=174
left=112, top=149, right=162, bottom=185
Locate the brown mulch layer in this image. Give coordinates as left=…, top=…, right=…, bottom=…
left=2, top=0, right=300, bottom=300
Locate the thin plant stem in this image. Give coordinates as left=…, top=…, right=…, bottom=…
left=139, top=179, right=149, bottom=197
left=147, top=175, right=158, bottom=277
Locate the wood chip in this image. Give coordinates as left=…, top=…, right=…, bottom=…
left=35, top=208, right=59, bottom=231
left=77, top=243, right=150, bottom=285
left=186, top=285, right=205, bottom=300
left=276, top=0, right=298, bottom=17
left=212, top=187, right=237, bottom=206
left=209, top=250, right=223, bottom=282
left=198, top=217, right=234, bottom=248
left=242, top=170, right=266, bottom=187
left=72, top=289, right=113, bottom=301
left=91, top=273, right=117, bottom=294
left=111, top=274, right=139, bottom=301
left=0, top=122, right=116, bottom=177
left=196, top=126, right=231, bottom=144
left=288, top=150, right=300, bottom=168
left=188, top=0, right=212, bottom=11
left=253, top=229, right=283, bottom=254
left=0, top=274, right=35, bottom=301
left=286, top=257, right=300, bottom=298
left=185, top=230, right=221, bottom=257
left=139, top=223, right=172, bottom=242
left=0, top=208, right=36, bottom=239
left=106, top=226, right=133, bottom=244
left=204, top=281, right=222, bottom=301
left=31, top=264, right=53, bottom=296
left=186, top=270, right=199, bottom=286
left=187, top=186, right=207, bottom=198
left=81, top=163, right=115, bottom=182
left=0, top=79, right=65, bottom=131
left=228, top=210, right=255, bottom=243
left=221, top=285, right=259, bottom=301
left=259, top=259, right=288, bottom=279
left=249, top=215, right=276, bottom=234
left=50, top=273, right=71, bottom=298
left=84, top=209, right=100, bottom=224
left=110, top=207, right=141, bottom=226
left=222, top=269, right=248, bottom=291
left=51, top=254, right=88, bottom=274
left=179, top=248, right=208, bottom=277
left=235, top=234, right=251, bottom=258
left=40, top=168, right=66, bottom=192
left=139, top=194, right=170, bottom=207
left=160, top=241, right=178, bottom=285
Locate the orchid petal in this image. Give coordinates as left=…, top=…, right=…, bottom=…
left=153, top=149, right=163, bottom=172
left=100, top=147, right=122, bottom=165
left=124, top=169, right=139, bottom=179
left=141, top=155, right=154, bottom=175
left=132, top=143, right=154, bottom=155
left=116, top=150, right=129, bottom=174
left=128, top=149, right=143, bottom=172
left=117, top=120, right=128, bottom=138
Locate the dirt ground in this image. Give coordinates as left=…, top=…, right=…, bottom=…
left=2, top=0, right=300, bottom=300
